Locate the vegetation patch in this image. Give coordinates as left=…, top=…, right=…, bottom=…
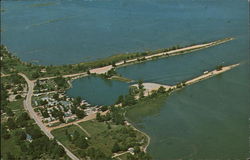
left=110, top=75, right=133, bottom=83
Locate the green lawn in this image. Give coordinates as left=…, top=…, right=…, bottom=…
left=79, top=121, right=124, bottom=156
left=8, top=99, right=24, bottom=110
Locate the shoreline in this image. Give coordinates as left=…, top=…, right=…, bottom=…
left=124, top=110, right=151, bottom=153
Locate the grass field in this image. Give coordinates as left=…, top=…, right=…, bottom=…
left=51, top=124, right=87, bottom=155
left=79, top=121, right=124, bottom=156
left=8, top=98, right=24, bottom=111
left=52, top=120, right=147, bottom=159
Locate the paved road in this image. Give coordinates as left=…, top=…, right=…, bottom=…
left=19, top=73, right=80, bottom=160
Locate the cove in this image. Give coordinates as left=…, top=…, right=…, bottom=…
left=66, top=76, right=129, bottom=106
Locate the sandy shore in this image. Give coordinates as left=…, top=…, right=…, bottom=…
left=89, top=65, right=113, bottom=74
left=132, top=83, right=171, bottom=96
left=185, top=63, right=240, bottom=86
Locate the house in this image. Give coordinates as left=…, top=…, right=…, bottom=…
left=26, top=134, right=33, bottom=143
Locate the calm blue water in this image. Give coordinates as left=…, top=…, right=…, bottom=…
left=2, top=0, right=249, bottom=159
left=1, top=0, right=247, bottom=65
left=66, top=76, right=129, bottom=105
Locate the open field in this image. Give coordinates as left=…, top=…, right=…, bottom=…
left=51, top=120, right=147, bottom=159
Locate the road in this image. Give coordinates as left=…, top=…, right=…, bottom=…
left=19, top=73, right=80, bottom=160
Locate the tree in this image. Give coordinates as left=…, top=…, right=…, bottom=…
left=100, top=106, right=108, bottom=112
left=75, top=96, right=82, bottom=105
left=1, top=125, right=10, bottom=139
left=53, top=93, right=60, bottom=101
left=31, top=72, right=40, bottom=79
left=7, top=118, right=16, bottom=130
left=139, top=90, right=144, bottom=99
left=18, top=112, right=30, bottom=121
left=128, top=86, right=139, bottom=96
left=138, top=80, right=144, bottom=90
left=53, top=76, right=67, bottom=89
left=15, top=130, right=26, bottom=140
left=26, top=126, right=42, bottom=139
left=112, top=112, right=125, bottom=125
left=59, top=115, right=65, bottom=123
left=86, top=147, right=108, bottom=159
left=112, top=142, right=120, bottom=153
left=122, top=95, right=136, bottom=106
left=53, top=145, right=65, bottom=157
left=116, top=95, right=124, bottom=104
left=20, top=143, right=28, bottom=152
left=96, top=112, right=103, bottom=122
left=41, top=109, right=50, bottom=118
left=157, top=86, right=166, bottom=94
left=5, top=107, right=14, bottom=117
left=112, top=62, right=116, bottom=67
left=75, top=109, right=86, bottom=119
left=6, top=152, right=15, bottom=160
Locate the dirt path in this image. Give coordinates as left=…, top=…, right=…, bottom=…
left=112, top=151, right=130, bottom=158
left=74, top=123, right=91, bottom=137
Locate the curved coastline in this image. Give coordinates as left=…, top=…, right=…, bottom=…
left=124, top=111, right=151, bottom=153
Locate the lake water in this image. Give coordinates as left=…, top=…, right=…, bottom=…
left=1, top=0, right=247, bottom=65
left=66, top=76, right=129, bottom=106
left=2, top=0, right=249, bottom=159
